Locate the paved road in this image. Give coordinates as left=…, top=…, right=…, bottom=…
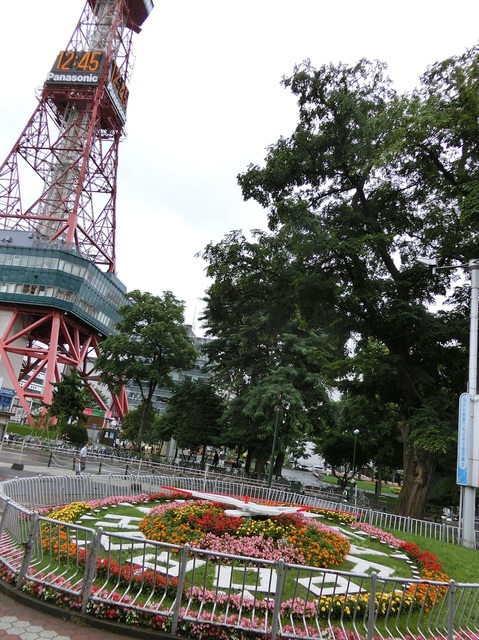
left=0, top=444, right=140, bottom=481
left=0, top=445, right=75, bottom=480
left=281, top=466, right=329, bottom=486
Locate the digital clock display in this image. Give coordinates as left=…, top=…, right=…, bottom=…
left=45, top=50, right=105, bottom=86
left=106, top=61, right=129, bottom=125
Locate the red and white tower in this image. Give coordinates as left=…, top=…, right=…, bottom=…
left=0, top=0, right=153, bottom=425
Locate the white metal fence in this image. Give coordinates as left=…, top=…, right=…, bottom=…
left=0, top=472, right=460, bottom=543
left=0, top=474, right=475, bottom=640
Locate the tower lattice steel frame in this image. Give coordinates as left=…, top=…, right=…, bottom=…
left=0, top=0, right=153, bottom=425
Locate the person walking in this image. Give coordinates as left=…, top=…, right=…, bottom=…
left=78, top=441, right=88, bottom=474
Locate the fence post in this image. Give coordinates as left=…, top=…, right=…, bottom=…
left=98, top=461, right=102, bottom=475
left=270, top=559, right=286, bottom=640
left=73, top=456, right=77, bottom=472
left=171, top=544, right=190, bottom=634
left=0, top=499, right=11, bottom=537
left=81, top=527, right=103, bottom=613
left=367, top=571, right=378, bottom=640
left=447, top=580, right=456, bottom=640
left=124, top=464, right=129, bottom=476
left=16, top=512, right=39, bottom=589
left=48, top=452, right=53, bottom=467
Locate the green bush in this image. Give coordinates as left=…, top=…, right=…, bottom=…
left=5, top=424, right=34, bottom=437
left=61, top=423, right=88, bottom=445
left=430, top=476, right=460, bottom=507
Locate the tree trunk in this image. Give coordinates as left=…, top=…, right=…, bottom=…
left=243, top=448, right=252, bottom=472
left=375, top=466, right=383, bottom=496
left=135, top=386, right=156, bottom=450
left=396, top=444, right=436, bottom=518
left=136, top=400, right=151, bottom=450
left=254, top=446, right=268, bottom=475
left=273, top=450, right=285, bottom=477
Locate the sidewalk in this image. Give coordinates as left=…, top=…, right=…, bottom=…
left=0, top=453, right=147, bottom=640
left=0, top=570, right=158, bottom=640
left=0, top=444, right=147, bottom=482
left=0, top=448, right=93, bottom=481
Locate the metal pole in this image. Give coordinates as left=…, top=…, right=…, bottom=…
left=461, top=261, right=479, bottom=548
left=270, top=559, right=286, bottom=640
left=352, top=430, right=359, bottom=478
left=352, top=429, right=359, bottom=505
left=16, top=439, right=25, bottom=465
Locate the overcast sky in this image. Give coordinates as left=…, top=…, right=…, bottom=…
left=1, top=1, right=479, bottom=334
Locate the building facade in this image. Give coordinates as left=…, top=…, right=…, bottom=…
left=125, top=326, right=211, bottom=415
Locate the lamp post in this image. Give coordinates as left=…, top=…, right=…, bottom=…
left=351, top=429, right=360, bottom=479
left=267, top=401, right=283, bottom=487
left=347, top=429, right=359, bottom=506
left=461, top=260, right=479, bottom=548
left=419, top=257, right=479, bottom=549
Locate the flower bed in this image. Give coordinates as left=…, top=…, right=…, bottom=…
left=350, top=522, right=449, bottom=610
left=138, top=499, right=351, bottom=567
left=4, top=492, right=453, bottom=640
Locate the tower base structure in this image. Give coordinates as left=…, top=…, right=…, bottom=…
left=0, top=231, right=128, bottom=425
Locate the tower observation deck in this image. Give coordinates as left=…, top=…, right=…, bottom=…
left=0, top=0, right=153, bottom=425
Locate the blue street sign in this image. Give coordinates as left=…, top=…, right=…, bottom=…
left=457, top=392, right=470, bottom=486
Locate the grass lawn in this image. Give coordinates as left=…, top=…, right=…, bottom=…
left=387, top=530, right=479, bottom=583
left=313, top=471, right=400, bottom=497
left=75, top=500, right=475, bottom=584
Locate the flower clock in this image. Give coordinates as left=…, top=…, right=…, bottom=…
left=138, top=499, right=351, bottom=568
left=20, top=492, right=451, bottom=640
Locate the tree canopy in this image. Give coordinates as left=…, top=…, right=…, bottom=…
left=200, top=230, right=338, bottom=476
left=96, top=290, right=198, bottom=449
left=43, top=368, right=90, bottom=435
left=201, top=47, right=479, bottom=517
left=159, top=378, right=225, bottom=462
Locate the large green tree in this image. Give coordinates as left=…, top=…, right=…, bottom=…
left=237, top=51, right=478, bottom=517
left=96, top=290, right=198, bottom=449
left=160, top=378, right=225, bottom=463
left=120, top=401, right=158, bottom=444
left=43, top=368, right=90, bottom=436
left=316, top=391, right=403, bottom=491
left=200, top=231, right=338, bottom=476
left=325, top=339, right=408, bottom=492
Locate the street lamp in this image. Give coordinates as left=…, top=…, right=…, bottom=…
left=267, top=400, right=283, bottom=487
left=419, top=257, right=479, bottom=549
left=349, top=429, right=360, bottom=506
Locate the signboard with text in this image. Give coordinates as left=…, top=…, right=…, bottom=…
left=0, top=387, right=14, bottom=412
left=457, top=393, right=471, bottom=486
left=45, top=51, right=105, bottom=87
left=83, top=408, right=112, bottom=419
